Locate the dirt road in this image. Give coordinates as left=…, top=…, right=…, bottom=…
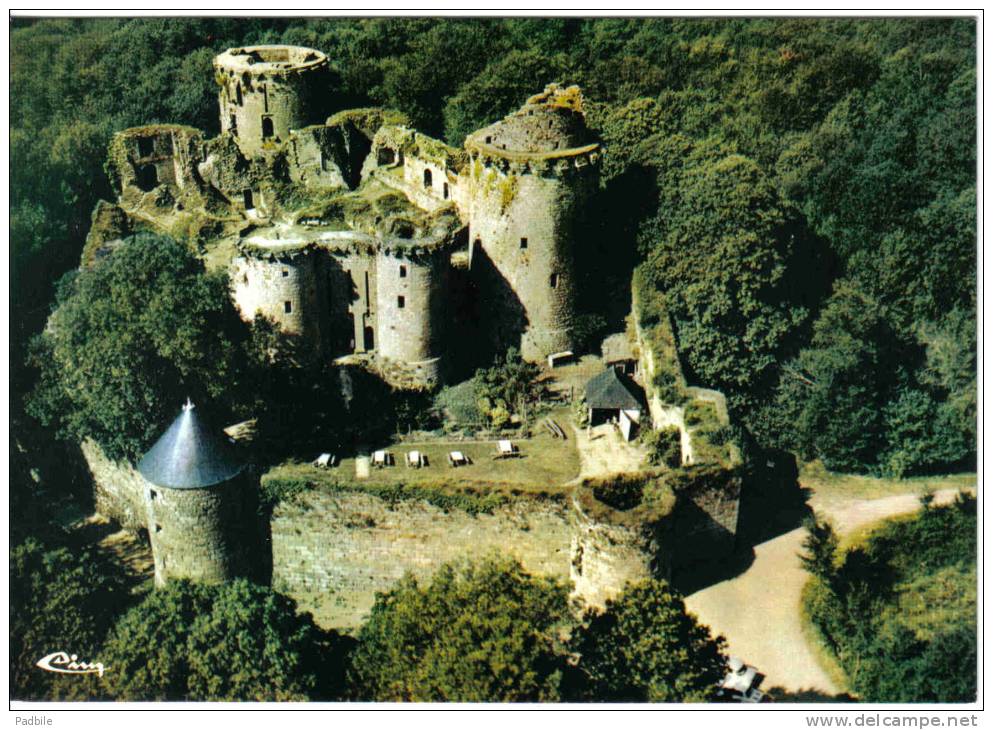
left=684, top=488, right=966, bottom=698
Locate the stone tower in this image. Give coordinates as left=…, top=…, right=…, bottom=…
left=138, top=401, right=255, bottom=586
left=214, top=45, right=329, bottom=158
left=464, top=84, right=600, bottom=362
left=375, top=246, right=449, bottom=385
left=229, top=239, right=327, bottom=359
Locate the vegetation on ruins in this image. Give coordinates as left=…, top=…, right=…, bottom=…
left=95, top=579, right=347, bottom=701
left=800, top=495, right=977, bottom=702
left=569, top=579, right=728, bottom=702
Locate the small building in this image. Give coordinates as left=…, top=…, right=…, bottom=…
left=601, top=332, right=638, bottom=377
left=584, top=367, right=645, bottom=441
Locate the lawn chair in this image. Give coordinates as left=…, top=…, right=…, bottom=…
left=406, top=450, right=423, bottom=469
left=313, top=453, right=333, bottom=468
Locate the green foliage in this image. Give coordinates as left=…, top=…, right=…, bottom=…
left=799, top=515, right=839, bottom=583
left=443, top=48, right=568, bottom=145
left=347, top=558, right=570, bottom=701
left=474, top=348, right=541, bottom=427
left=642, top=427, right=683, bottom=468
left=10, top=537, right=134, bottom=700
left=26, top=233, right=251, bottom=462
left=763, top=282, right=973, bottom=476
left=637, top=147, right=810, bottom=399
left=569, top=579, right=727, bottom=702
left=434, top=379, right=484, bottom=428
left=97, top=579, right=344, bottom=701
left=802, top=497, right=977, bottom=702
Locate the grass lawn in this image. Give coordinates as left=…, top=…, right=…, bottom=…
left=269, top=406, right=580, bottom=495
left=799, top=460, right=977, bottom=503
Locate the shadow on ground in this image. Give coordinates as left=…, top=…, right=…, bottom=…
left=673, top=451, right=813, bottom=595
left=766, top=686, right=856, bottom=703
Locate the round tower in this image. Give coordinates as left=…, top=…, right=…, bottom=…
left=230, top=239, right=326, bottom=359
left=464, top=84, right=601, bottom=362
left=375, top=246, right=449, bottom=385
left=138, top=401, right=256, bottom=586
left=214, top=45, right=329, bottom=158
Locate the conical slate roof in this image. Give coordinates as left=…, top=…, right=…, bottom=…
left=138, top=400, right=245, bottom=489
left=585, top=368, right=644, bottom=411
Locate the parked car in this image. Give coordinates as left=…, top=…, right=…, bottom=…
left=716, top=657, right=770, bottom=703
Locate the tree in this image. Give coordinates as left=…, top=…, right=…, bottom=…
left=473, top=348, right=541, bottom=428
left=26, top=233, right=251, bottom=462
left=637, top=145, right=811, bottom=402
left=570, top=579, right=727, bottom=702
left=10, top=537, right=133, bottom=700
left=347, top=558, right=570, bottom=701
left=799, top=515, right=839, bottom=583
left=96, top=580, right=345, bottom=701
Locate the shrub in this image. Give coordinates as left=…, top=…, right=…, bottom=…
left=643, top=426, right=682, bottom=468
left=347, top=557, right=570, bottom=701
left=96, top=579, right=346, bottom=701
left=801, top=500, right=977, bottom=702
left=569, top=579, right=727, bottom=702
left=10, top=537, right=134, bottom=700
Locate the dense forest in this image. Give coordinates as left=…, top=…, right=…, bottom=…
left=11, top=16, right=976, bottom=481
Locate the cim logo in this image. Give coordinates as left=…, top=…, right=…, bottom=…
left=35, top=651, right=106, bottom=677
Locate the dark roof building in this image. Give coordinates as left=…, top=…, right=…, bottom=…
left=585, top=368, right=644, bottom=412
left=138, top=400, right=245, bottom=490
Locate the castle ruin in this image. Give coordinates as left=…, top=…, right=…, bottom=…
left=89, top=44, right=601, bottom=387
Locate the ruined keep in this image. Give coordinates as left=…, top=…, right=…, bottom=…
left=87, top=43, right=601, bottom=387
left=214, top=45, right=329, bottom=158
left=137, top=401, right=257, bottom=586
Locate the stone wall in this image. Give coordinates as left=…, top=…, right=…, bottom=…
left=215, top=46, right=329, bottom=159
left=271, top=490, right=577, bottom=628
left=569, top=497, right=666, bottom=610
left=327, top=250, right=377, bottom=355
left=668, top=466, right=742, bottom=561
left=81, top=439, right=148, bottom=531
left=81, top=441, right=739, bottom=628
left=287, top=125, right=352, bottom=191
left=374, top=248, right=447, bottom=382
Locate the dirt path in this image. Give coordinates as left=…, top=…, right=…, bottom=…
left=73, top=514, right=154, bottom=581
left=684, top=488, right=965, bottom=697
left=571, top=422, right=647, bottom=480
